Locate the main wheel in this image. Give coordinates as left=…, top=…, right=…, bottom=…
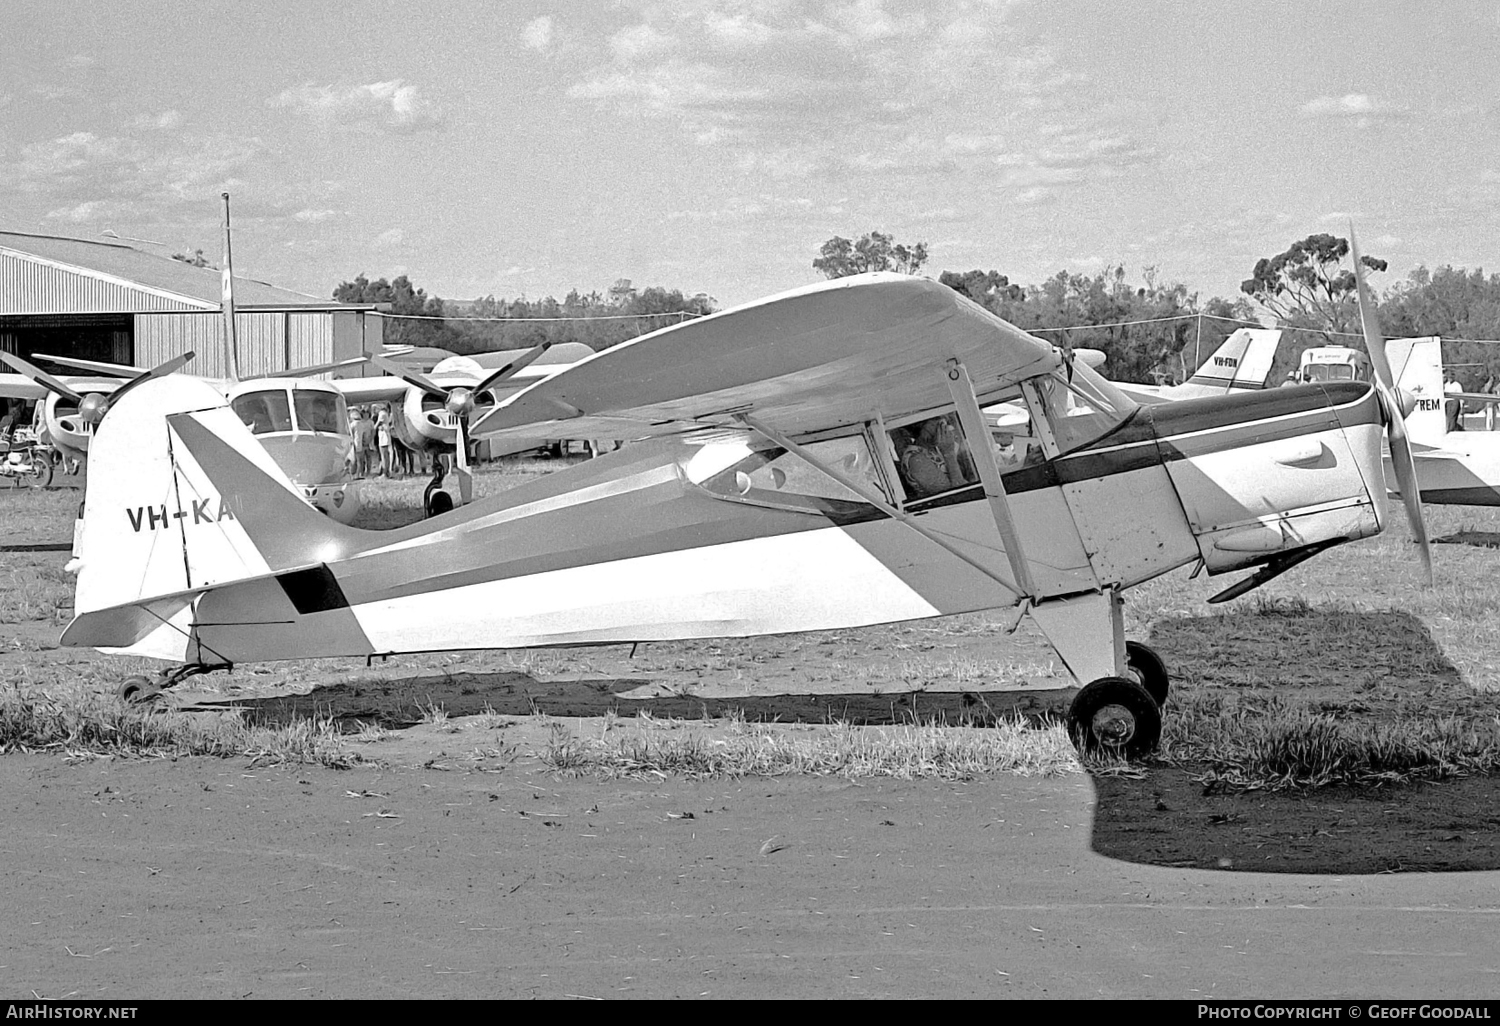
left=1067, top=676, right=1161, bottom=759
left=424, top=483, right=454, bottom=518
left=1125, top=640, right=1169, bottom=707
left=25, top=456, right=52, bottom=489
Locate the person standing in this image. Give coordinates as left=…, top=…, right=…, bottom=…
left=352, top=407, right=376, bottom=477
left=375, top=404, right=395, bottom=476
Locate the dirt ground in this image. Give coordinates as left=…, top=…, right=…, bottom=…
left=6, top=756, right=1500, bottom=999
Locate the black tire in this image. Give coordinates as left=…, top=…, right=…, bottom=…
left=25, top=456, right=52, bottom=489
left=1067, top=676, right=1161, bottom=759
left=425, top=485, right=454, bottom=518
left=117, top=676, right=158, bottom=705
left=1125, top=640, right=1169, bottom=707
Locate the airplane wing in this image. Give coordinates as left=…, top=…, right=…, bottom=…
left=0, top=373, right=49, bottom=402
left=473, top=273, right=1061, bottom=440
left=328, top=376, right=417, bottom=405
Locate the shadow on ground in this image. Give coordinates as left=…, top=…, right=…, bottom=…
left=1434, top=530, right=1500, bottom=549
left=199, top=670, right=1076, bottom=731
left=1089, top=604, right=1500, bottom=874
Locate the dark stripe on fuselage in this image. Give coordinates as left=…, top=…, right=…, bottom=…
left=910, top=382, right=1379, bottom=509
left=277, top=564, right=351, bottom=614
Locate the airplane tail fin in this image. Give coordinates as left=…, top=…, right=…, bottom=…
left=66, top=376, right=355, bottom=656
left=1182, top=328, right=1282, bottom=393
left=1388, top=336, right=1446, bottom=445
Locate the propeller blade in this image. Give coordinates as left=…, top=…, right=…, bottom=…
left=0, top=352, right=84, bottom=402
left=1350, top=224, right=1432, bottom=584
left=252, top=355, right=371, bottom=380
left=455, top=415, right=470, bottom=473
left=473, top=341, right=553, bottom=395
left=369, top=354, right=448, bottom=400
left=101, top=351, right=197, bottom=414
left=30, top=353, right=147, bottom=378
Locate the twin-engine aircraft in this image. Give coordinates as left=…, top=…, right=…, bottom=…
left=61, top=260, right=1428, bottom=757
left=0, top=351, right=370, bottom=522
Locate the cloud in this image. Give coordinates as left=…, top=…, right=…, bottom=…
left=1299, top=93, right=1407, bottom=128
left=373, top=228, right=404, bottom=248
left=32, top=83, right=78, bottom=102
left=44, top=199, right=134, bottom=223
left=292, top=208, right=337, bottom=223
left=568, top=1, right=1043, bottom=151
left=269, top=79, right=444, bottom=133
left=131, top=110, right=183, bottom=131
left=521, top=15, right=554, bottom=51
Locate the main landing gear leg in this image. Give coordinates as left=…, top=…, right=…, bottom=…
left=1030, top=590, right=1166, bottom=759
left=116, top=663, right=230, bottom=705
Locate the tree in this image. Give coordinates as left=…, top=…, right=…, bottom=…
left=1240, top=233, right=1387, bottom=342
left=1381, top=265, right=1500, bottom=390
left=333, top=274, right=459, bottom=350
left=813, top=231, right=928, bottom=279
left=938, top=269, right=1022, bottom=304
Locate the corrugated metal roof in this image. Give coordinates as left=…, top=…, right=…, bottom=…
left=0, top=230, right=353, bottom=311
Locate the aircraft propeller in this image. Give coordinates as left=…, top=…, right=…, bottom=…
left=1350, top=225, right=1432, bottom=584
left=0, top=351, right=196, bottom=427
left=369, top=341, right=552, bottom=499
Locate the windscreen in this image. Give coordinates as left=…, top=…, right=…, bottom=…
left=1032, top=360, right=1136, bottom=454
left=293, top=389, right=346, bottom=434
left=231, top=391, right=293, bottom=435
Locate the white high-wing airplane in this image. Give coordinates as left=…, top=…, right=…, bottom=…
left=59, top=259, right=1428, bottom=759
left=1111, top=328, right=1283, bottom=404
left=1384, top=335, right=1500, bottom=505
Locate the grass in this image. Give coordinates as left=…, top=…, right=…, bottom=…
left=0, top=683, right=364, bottom=769
left=1160, top=691, right=1500, bottom=790
left=536, top=714, right=1080, bottom=780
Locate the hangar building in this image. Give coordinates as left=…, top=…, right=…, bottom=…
left=0, top=231, right=382, bottom=378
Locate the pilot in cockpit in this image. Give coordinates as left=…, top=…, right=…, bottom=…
left=894, top=415, right=977, bottom=498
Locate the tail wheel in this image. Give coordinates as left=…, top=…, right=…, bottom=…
left=1067, top=676, right=1161, bottom=759
left=117, top=676, right=161, bottom=705
left=1125, top=640, right=1169, bottom=707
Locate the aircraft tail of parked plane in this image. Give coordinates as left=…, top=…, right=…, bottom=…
left=1388, top=336, right=1448, bottom=446
left=1115, top=328, right=1282, bottom=404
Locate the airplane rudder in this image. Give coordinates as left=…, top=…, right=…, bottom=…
left=72, top=376, right=267, bottom=613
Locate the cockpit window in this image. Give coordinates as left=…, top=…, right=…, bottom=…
left=888, top=412, right=978, bottom=501
left=1306, top=363, right=1354, bottom=382
left=293, top=390, right=345, bottom=434
left=699, top=435, right=887, bottom=514
left=1030, top=361, right=1134, bottom=455
left=231, top=391, right=292, bottom=435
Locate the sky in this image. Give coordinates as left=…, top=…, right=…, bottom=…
left=5, top=0, right=1500, bottom=310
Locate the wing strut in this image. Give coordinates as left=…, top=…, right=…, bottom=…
left=736, top=413, right=1028, bottom=605
left=943, top=358, right=1039, bottom=598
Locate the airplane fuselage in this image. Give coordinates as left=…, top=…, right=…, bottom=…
left=65, top=379, right=1388, bottom=667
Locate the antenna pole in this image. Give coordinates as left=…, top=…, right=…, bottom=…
left=220, top=192, right=240, bottom=382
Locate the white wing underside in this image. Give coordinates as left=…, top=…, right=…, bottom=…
left=473, top=273, right=1061, bottom=442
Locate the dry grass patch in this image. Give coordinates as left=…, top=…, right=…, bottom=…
left=537, top=715, right=1080, bottom=780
